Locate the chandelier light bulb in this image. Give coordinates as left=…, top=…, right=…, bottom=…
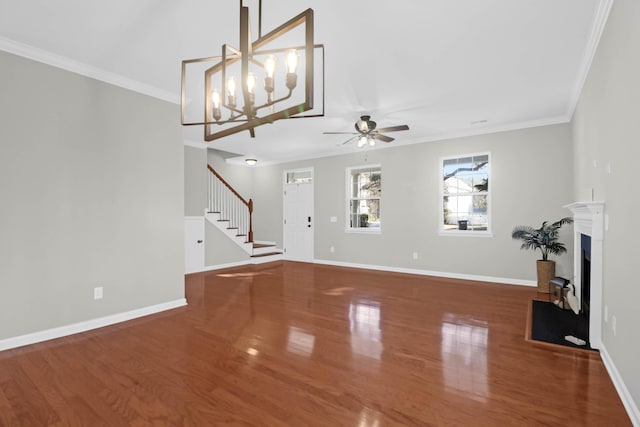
left=286, top=49, right=298, bottom=74
left=264, top=55, right=277, bottom=78
left=211, top=89, right=222, bottom=121
left=264, top=55, right=276, bottom=95
left=226, top=76, right=237, bottom=96
left=246, top=72, right=256, bottom=94
left=211, top=89, right=221, bottom=109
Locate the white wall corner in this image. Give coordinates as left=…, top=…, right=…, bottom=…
left=184, top=139, right=209, bottom=149
left=566, top=0, right=615, bottom=118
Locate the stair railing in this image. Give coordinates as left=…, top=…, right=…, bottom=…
left=207, top=165, right=253, bottom=243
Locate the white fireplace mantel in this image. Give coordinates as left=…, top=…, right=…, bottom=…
left=564, top=201, right=604, bottom=349
left=565, top=201, right=605, bottom=240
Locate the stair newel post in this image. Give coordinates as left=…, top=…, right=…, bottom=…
left=248, top=198, right=254, bottom=243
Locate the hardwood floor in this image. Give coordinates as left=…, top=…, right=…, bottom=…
left=0, top=261, right=631, bottom=426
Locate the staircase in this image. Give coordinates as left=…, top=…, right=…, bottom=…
left=206, top=165, right=282, bottom=262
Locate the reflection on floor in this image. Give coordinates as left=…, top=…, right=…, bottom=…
left=441, top=313, right=489, bottom=402
left=0, top=261, right=631, bottom=426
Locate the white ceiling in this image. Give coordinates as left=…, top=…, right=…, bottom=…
left=0, top=0, right=610, bottom=165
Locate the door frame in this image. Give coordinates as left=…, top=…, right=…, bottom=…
left=282, top=167, right=314, bottom=262
left=184, top=216, right=205, bottom=274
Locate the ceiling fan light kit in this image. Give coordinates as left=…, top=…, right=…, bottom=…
left=180, top=0, right=325, bottom=141
left=325, top=115, right=409, bottom=148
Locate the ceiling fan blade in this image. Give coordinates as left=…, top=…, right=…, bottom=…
left=373, top=134, right=394, bottom=143
left=323, top=131, right=358, bottom=135
left=340, top=135, right=360, bottom=146
left=376, top=125, right=409, bottom=133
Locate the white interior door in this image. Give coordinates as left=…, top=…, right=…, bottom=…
left=184, top=217, right=205, bottom=273
left=284, top=169, right=314, bottom=262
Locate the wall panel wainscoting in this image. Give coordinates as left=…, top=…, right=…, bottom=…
left=0, top=261, right=631, bottom=426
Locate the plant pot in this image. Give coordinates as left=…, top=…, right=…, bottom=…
left=536, top=260, right=556, bottom=293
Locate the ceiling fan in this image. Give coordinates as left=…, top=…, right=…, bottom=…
left=323, top=115, right=410, bottom=147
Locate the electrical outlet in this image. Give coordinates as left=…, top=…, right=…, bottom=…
left=412, top=252, right=418, bottom=260
left=612, top=315, right=617, bottom=336
left=330, top=246, right=335, bottom=253
left=94, top=286, right=103, bottom=300
left=330, top=216, right=337, bottom=223
left=604, top=305, right=609, bottom=322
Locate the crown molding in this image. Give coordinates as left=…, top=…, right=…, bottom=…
left=566, top=0, right=615, bottom=118
left=0, top=36, right=180, bottom=105
left=225, top=113, right=572, bottom=167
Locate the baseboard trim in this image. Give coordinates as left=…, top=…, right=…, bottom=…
left=0, top=299, right=187, bottom=352
left=198, top=258, right=536, bottom=286
left=197, top=261, right=252, bottom=272
left=600, top=344, right=640, bottom=426
left=192, top=255, right=284, bottom=273
left=312, top=259, right=537, bottom=287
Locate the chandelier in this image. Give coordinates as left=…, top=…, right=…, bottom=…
left=181, top=1, right=324, bottom=141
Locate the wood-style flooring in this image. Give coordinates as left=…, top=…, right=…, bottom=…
left=0, top=261, right=631, bottom=426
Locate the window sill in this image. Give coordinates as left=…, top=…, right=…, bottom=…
left=345, top=228, right=382, bottom=234
left=439, top=230, right=493, bottom=238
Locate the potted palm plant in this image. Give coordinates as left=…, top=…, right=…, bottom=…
left=511, top=217, right=573, bottom=293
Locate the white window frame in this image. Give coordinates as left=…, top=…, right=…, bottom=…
left=346, top=164, right=382, bottom=234
left=439, top=152, right=492, bottom=237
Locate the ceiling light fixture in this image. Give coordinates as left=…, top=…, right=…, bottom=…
left=245, top=158, right=258, bottom=166
left=181, top=0, right=325, bottom=141
left=470, top=119, right=488, bottom=125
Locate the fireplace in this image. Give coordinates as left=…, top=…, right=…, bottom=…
left=580, top=233, right=591, bottom=339
left=564, top=202, right=604, bottom=349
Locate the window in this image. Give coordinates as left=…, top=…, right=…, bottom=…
left=286, top=170, right=312, bottom=184
left=441, top=153, right=490, bottom=234
left=347, top=165, right=381, bottom=231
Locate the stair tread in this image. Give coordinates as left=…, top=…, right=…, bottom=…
left=253, top=243, right=275, bottom=249
left=250, top=251, right=283, bottom=258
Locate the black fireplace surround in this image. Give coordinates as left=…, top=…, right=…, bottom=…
left=581, top=233, right=592, bottom=339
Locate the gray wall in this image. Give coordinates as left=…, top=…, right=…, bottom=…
left=252, top=124, right=574, bottom=282
left=184, top=145, right=207, bottom=216
left=0, top=51, right=184, bottom=340
left=205, top=221, right=250, bottom=266
left=572, top=0, right=640, bottom=410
